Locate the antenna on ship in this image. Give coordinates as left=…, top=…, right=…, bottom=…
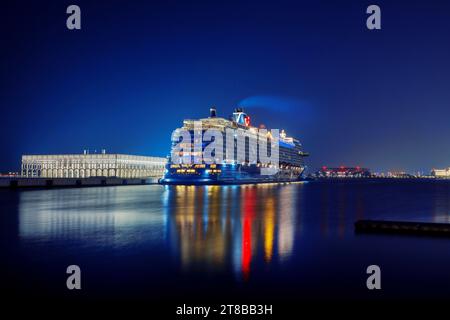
left=210, top=107, right=217, bottom=118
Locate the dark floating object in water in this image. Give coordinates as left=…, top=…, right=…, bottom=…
left=355, top=220, right=450, bottom=237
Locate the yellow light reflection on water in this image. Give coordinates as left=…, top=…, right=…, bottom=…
left=263, top=197, right=275, bottom=262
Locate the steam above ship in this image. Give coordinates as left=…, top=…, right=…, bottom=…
left=160, top=107, right=308, bottom=185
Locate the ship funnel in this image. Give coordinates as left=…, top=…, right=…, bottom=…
left=210, top=107, right=217, bottom=118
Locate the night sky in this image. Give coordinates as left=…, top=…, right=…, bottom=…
left=1, top=0, right=450, bottom=173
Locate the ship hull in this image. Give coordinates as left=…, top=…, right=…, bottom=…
left=159, top=163, right=305, bottom=185
left=160, top=178, right=304, bottom=185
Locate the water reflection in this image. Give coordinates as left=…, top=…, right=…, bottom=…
left=18, top=186, right=167, bottom=248
left=164, top=183, right=300, bottom=279
left=318, top=182, right=366, bottom=237
left=13, top=181, right=450, bottom=299
left=277, top=186, right=296, bottom=261
left=18, top=183, right=303, bottom=278
left=432, top=183, right=450, bottom=223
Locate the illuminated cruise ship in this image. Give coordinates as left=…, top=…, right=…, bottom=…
left=160, top=108, right=308, bottom=185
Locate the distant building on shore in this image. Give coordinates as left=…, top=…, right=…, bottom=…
left=0, top=172, right=19, bottom=177
left=386, top=171, right=416, bottom=178
left=431, top=168, right=450, bottom=178
left=21, top=151, right=167, bottom=179
left=316, top=166, right=372, bottom=178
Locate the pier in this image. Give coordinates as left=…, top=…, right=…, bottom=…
left=0, top=177, right=160, bottom=189
left=355, top=219, right=450, bottom=237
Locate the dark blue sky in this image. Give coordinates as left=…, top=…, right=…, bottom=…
left=1, top=0, right=450, bottom=173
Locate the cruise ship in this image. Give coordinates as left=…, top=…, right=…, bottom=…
left=160, top=108, right=308, bottom=185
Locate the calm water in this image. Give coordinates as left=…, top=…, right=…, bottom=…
left=2, top=180, right=450, bottom=303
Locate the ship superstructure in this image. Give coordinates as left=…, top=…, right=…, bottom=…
left=160, top=108, right=308, bottom=185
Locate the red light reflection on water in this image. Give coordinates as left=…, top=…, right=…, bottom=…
left=241, top=187, right=256, bottom=280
